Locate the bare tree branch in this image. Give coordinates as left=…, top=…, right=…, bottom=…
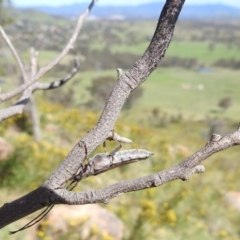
left=0, top=25, right=28, bottom=82
left=106, top=130, right=132, bottom=143
left=2, top=0, right=238, bottom=235
left=46, top=0, right=186, bottom=190
left=0, top=59, right=80, bottom=121
left=38, top=127, right=240, bottom=206
left=0, top=90, right=31, bottom=122
left=3, top=124, right=240, bottom=229
left=0, top=0, right=186, bottom=230
left=35, top=58, right=80, bottom=91
left=27, top=47, right=41, bottom=140
left=30, top=47, right=38, bottom=77
left=33, top=1, right=94, bottom=81
left=0, top=0, right=96, bottom=103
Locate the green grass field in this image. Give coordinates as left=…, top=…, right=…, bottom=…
left=166, top=41, right=240, bottom=64
left=19, top=19, right=240, bottom=124
left=135, top=67, right=240, bottom=119
left=55, top=66, right=240, bottom=124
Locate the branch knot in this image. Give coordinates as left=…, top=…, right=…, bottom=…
left=180, top=165, right=205, bottom=181
left=210, top=134, right=222, bottom=142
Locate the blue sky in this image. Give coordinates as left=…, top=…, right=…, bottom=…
left=13, top=0, right=240, bottom=8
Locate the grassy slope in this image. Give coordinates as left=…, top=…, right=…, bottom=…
left=135, top=67, right=240, bottom=120
left=1, top=12, right=240, bottom=239
left=10, top=8, right=71, bottom=26
left=166, top=41, right=240, bottom=63
left=32, top=18, right=239, bottom=123
left=65, top=66, right=240, bottom=123
left=111, top=40, right=240, bottom=64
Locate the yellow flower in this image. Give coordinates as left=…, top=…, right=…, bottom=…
left=101, top=231, right=114, bottom=240
left=70, top=220, right=77, bottom=227
left=43, top=237, right=51, bottom=240
left=166, top=209, right=177, bottom=223
left=219, top=230, right=228, bottom=237
left=37, top=230, right=45, bottom=237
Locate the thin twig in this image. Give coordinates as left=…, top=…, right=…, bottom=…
left=35, top=58, right=80, bottom=91
left=0, top=25, right=28, bottom=82
left=30, top=47, right=38, bottom=78
left=57, top=128, right=240, bottom=205
left=9, top=205, right=55, bottom=235
left=0, top=59, right=80, bottom=122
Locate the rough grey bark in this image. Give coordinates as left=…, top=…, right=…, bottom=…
left=2, top=0, right=238, bottom=233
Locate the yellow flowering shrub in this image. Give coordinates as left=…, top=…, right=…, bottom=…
left=0, top=133, right=69, bottom=189
left=0, top=98, right=240, bottom=240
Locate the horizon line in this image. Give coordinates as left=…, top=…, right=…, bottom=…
left=14, top=2, right=240, bottom=8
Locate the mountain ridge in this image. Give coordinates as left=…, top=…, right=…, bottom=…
left=18, top=2, right=240, bottom=20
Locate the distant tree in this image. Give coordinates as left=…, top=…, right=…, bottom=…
left=218, top=97, right=232, bottom=111
left=86, top=75, right=143, bottom=110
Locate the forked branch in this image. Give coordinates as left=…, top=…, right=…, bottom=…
left=55, top=127, right=240, bottom=205
left=0, top=0, right=186, bottom=230
left=4, top=0, right=237, bottom=233
left=0, top=59, right=80, bottom=121
left=35, top=58, right=80, bottom=90
left=0, top=0, right=96, bottom=103
left=45, top=0, right=186, bottom=190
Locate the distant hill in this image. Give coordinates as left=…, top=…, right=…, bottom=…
left=19, top=2, right=240, bottom=20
